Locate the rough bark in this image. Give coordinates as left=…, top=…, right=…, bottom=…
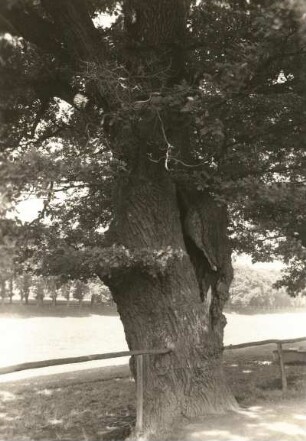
left=104, top=164, right=237, bottom=437
left=100, top=1, right=238, bottom=436
left=41, top=0, right=101, bottom=61
left=3, top=0, right=238, bottom=436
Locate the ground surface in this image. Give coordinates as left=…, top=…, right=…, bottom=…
left=0, top=305, right=129, bottom=380
left=0, top=306, right=305, bottom=440
left=0, top=305, right=305, bottom=379
left=175, top=399, right=306, bottom=441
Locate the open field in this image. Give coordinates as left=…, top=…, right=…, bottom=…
left=0, top=345, right=305, bottom=440
left=0, top=305, right=305, bottom=378
left=0, top=307, right=305, bottom=440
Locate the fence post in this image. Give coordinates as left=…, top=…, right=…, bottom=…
left=277, top=342, right=287, bottom=392
left=136, top=354, right=144, bottom=435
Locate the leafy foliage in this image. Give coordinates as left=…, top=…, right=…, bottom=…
left=0, top=0, right=306, bottom=292
left=229, top=263, right=306, bottom=309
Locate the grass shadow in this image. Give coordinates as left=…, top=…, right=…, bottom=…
left=0, top=304, right=118, bottom=318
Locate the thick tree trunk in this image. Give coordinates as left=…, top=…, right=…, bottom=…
left=105, top=168, right=237, bottom=437
left=102, top=0, right=236, bottom=435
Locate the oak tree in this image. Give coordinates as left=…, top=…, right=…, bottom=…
left=0, top=0, right=306, bottom=436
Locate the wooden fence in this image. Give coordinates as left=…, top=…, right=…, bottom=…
left=1, top=336, right=306, bottom=435
left=225, top=336, right=306, bottom=392
left=0, top=347, right=171, bottom=435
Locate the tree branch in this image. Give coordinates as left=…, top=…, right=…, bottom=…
left=41, top=0, right=102, bottom=61
left=0, top=5, right=64, bottom=55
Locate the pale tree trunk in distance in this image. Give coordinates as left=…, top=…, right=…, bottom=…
left=23, top=274, right=31, bottom=305
left=51, top=293, right=57, bottom=307
left=61, top=284, right=71, bottom=307
left=8, top=277, right=14, bottom=304
left=90, top=294, right=95, bottom=308
left=0, top=280, right=5, bottom=305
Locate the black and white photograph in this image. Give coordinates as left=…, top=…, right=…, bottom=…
left=0, top=1, right=305, bottom=440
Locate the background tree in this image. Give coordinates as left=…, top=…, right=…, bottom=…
left=0, top=0, right=306, bottom=436
left=8, top=274, right=14, bottom=304
left=0, top=279, right=6, bottom=305
left=88, top=278, right=111, bottom=306
left=60, top=281, right=72, bottom=307
left=17, top=273, right=32, bottom=305
left=32, top=276, right=45, bottom=306
left=45, top=276, right=59, bottom=306
left=72, top=280, right=88, bottom=308
left=0, top=239, right=16, bottom=305
left=228, top=264, right=305, bottom=310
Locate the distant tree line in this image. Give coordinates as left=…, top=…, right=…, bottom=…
left=1, top=241, right=305, bottom=310
left=228, top=265, right=306, bottom=311
left=0, top=241, right=112, bottom=306
left=0, top=272, right=112, bottom=307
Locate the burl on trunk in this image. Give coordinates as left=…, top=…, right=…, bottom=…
left=106, top=167, right=237, bottom=436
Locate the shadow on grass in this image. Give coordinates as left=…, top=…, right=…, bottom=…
left=177, top=402, right=306, bottom=441
left=259, top=373, right=306, bottom=391
left=0, top=304, right=118, bottom=318
left=1, top=347, right=306, bottom=441
left=0, top=372, right=135, bottom=440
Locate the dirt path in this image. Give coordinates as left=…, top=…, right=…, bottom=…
left=175, top=399, right=306, bottom=441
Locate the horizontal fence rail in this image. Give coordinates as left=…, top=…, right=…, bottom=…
left=224, top=336, right=306, bottom=350
left=226, top=336, right=306, bottom=393
left=0, top=348, right=171, bottom=376
left=1, top=337, right=305, bottom=377
left=0, top=347, right=172, bottom=436
left=1, top=336, right=305, bottom=434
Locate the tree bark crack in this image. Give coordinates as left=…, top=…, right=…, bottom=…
left=176, top=186, right=233, bottom=325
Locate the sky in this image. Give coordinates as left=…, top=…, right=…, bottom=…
left=15, top=197, right=44, bottom=222
left=234, top=254, right=284, bottom=270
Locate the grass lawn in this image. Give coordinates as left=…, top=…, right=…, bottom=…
left=0, top=307, right=305, bottom=439
left=0, top=344, right=305, bottom=440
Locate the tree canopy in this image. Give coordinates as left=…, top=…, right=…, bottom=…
left=229, top=263, right=306, bottom=309
left=0, top=0, right=305, bottom=293
left=1, top=0, right=306, bottom=434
